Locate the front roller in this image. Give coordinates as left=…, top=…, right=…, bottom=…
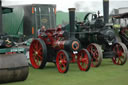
left=112, top=42, right=127, bottom=65
left=29, top=38, right=47, bottom=69
left=0, top=54, right=29, bottom=83
left=77, top=49, right=91, bottom=71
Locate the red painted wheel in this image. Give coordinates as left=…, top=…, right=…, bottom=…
left=87, top=43, right=103, bottom=67
left=56, top=50, right=69, bottom=73
left=29, top=38, right=47, bottom=69
left=112, top=42, right=127, bottom=65
left=77, top=49, right=91, bottom=71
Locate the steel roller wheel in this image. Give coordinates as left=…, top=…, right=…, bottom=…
left=56, top=50, right=69, bottom=73
left=112, top=42, right=127, bottom=65
left=29, top=38, right=47, bottom=69
left=77, top=49, right=91, bottom=71
left=87, top=43, right=103, bottom=67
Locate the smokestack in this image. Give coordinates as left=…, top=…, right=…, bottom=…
left=0, top=0, right=2, bottom=34
left=103, top=0, right=109, bottom=24
left=68, top=8, right=76, bottom=38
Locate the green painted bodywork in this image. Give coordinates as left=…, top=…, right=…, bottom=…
left=3, top=7, right=24, bottom=37
left=56, top=11, right=88, bottom=26
left=0, top=47, right=26, bottom=54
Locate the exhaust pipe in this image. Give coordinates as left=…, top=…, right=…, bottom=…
left=68, top=8, right=76, bottom=38
left=103, top=0, right=109, bottom=24
left=0, top=1, right=2, bottom=34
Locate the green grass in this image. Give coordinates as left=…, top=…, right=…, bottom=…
left=2, top=59, right=128, bottom=85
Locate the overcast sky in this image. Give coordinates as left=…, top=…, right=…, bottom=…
left=2, top=0, right=128, bottom=13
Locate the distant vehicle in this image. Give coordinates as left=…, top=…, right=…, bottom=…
left=64, top=0, right=128, bottom=67
left=112, top=12, right=128, bottom=47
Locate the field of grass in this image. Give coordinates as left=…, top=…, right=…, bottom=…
left=2, top=59, right=128, bottom=85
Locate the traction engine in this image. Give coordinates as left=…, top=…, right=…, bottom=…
left=29, top=8, right=91, bottom=73
left=0, top=1, right=29, bottom=83
left=75, top=12, right=128, bottom=67
left=64, top=0, right=128, bottom=67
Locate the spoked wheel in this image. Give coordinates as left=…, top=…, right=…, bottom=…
left=77, top=49, right=91, bottom=71
left=29, top=38, right=47, bottom=69
left=112, top=42, right=127, bottom=65
left=56, top=50, right=69, bottom=73
left=87, top=43, right=103, bottom=67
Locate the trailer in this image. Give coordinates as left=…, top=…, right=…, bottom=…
left=2, top=4, right=56, bottom=40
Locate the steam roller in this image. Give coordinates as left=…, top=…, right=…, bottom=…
left=0, top=1, right=29, bottom=83
left=0, top=53, right=29, bottom=83
left=0, top=35, right=29, bottom=83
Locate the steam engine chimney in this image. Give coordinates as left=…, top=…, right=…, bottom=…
left=103, top=0, right=109, bottom=24
left=68, top=8, right=76, bottom=38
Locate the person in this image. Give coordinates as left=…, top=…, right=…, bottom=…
left=58, top=24, right=62, bottom=29
left=57, top=24, right=66, bottom=30
left=38, top=25, right=46, bottom=36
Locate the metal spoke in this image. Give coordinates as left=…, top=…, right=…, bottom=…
left=38, top=54, right=43, bottom=60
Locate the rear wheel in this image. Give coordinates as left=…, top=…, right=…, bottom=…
left=112, top=42, right=127, bottom=65
left=29, top=38, right=47, bottom=69
left=56, top=50, right=69, bottom=73
left=87, top=43, right=103, bottom=67
left=77, top=49, right=91, bottom=71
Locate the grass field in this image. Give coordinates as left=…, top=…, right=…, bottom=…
left=2, top=59, right=128, bottom=85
